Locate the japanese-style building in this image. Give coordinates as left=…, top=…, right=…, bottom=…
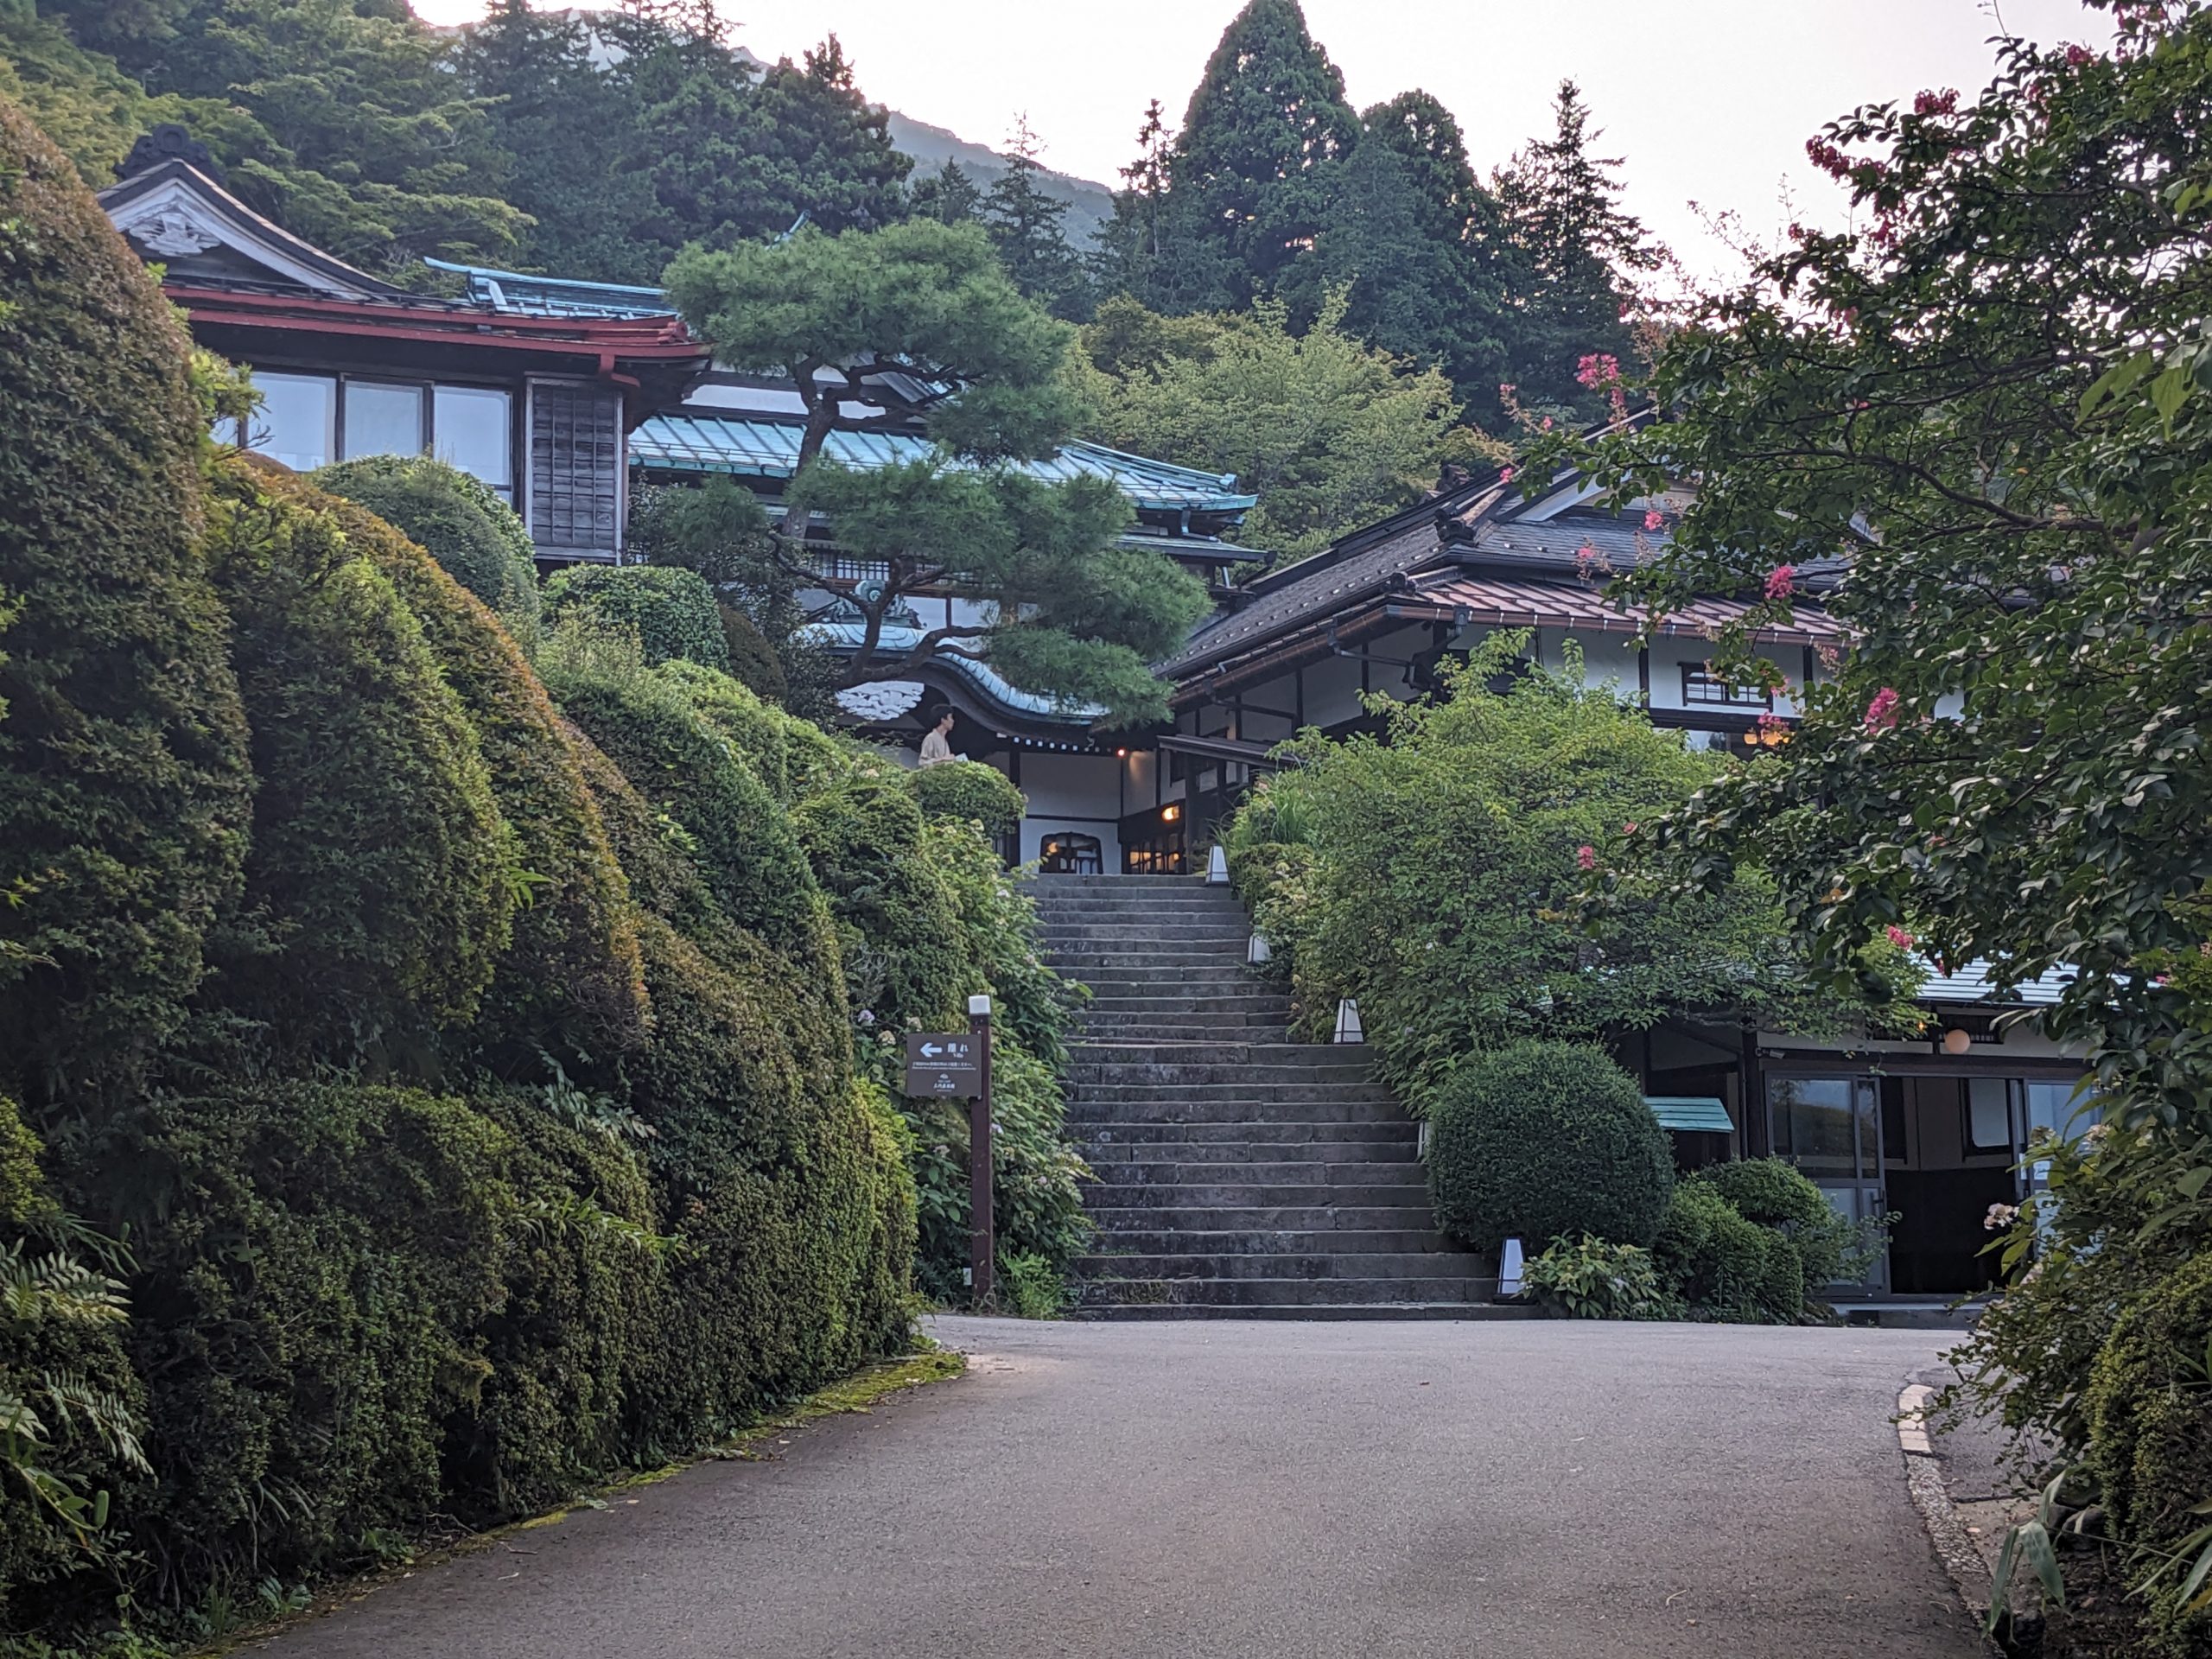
left=99, top=126, right=2089, bottom=1305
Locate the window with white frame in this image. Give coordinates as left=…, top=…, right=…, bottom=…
left=1681, top=665, right=1773, bottom=709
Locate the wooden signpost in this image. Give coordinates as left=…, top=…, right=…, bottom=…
left=903, top=997, right=995, bottom=1307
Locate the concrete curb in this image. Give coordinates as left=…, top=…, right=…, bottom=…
left=1896, top=1382, right=2008, bottom=1657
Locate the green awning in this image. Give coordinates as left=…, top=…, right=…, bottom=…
left=1646, top=1096, right=1735, bottom=1134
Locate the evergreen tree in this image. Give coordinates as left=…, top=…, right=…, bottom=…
left=909, top=158, right=982, bottom=226
left=665, top=221, right=1209, bottom=722
left=1154, top=0, right=1357, bottom=311
left=982, top=117, right=1090, bottom=321
left=1089, top=98, right=1170, bottom=301
left=1491, top=79, right=1662, bottom=424
left=1299, top=92, right=1509, bottom=419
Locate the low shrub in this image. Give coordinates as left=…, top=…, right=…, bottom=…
left=1653, top=1180, right=1771, bottom=1321
left=1522, top=1235, right=1674, bottom=1320
left=660, top=656, right=791, bottom=802
left=720, top=601, right=789, bottom=704
left=1427, top=1040, right=1674, bottom=1253
left=312, top=454, right=541, bottom=650
left=907, top=760, right=1026, bottom=838
left=1694, top=1157, right=1859, bottom=1290
left=543, top=565, right=728, bottom=671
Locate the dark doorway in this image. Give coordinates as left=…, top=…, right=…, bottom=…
left=1882, top=1076, right=2018, bottom=1295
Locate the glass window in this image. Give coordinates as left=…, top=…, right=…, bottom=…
left=432, top=385, right=513, bottom=499
left=343, top=379, right=424, bottom=460
left=1966, top=1077, right=2015, bottom=1152
left=247, top=372, right=335, bottom=471
left=1770, top=1077, right=1868, bottom=1176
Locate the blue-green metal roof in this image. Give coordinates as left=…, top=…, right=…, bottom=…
left=425, top=257, right=674, bottom=319
left=632, top=412, right=1257, bottom=516
left=1645, top=1096, right=1736, bottom=1135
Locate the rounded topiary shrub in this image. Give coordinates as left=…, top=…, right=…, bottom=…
left=1427, top=1040, right=1673, bottom=1252
left=908, top=759, right=1026, bottom=837
left=1693, top=1157, right=1852, bottom=1288
left=313, top=454, right=542, bottom=650
left=543, top=565, right=729, bottom=671
left=719, top=601, right=789, bottom=705
left=0, top=95, right=251, bottom=1109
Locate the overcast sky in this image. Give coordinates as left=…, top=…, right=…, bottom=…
left=413, top=0, right=2114, bottom=284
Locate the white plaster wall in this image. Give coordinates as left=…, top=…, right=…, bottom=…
left=1298, top=652, right=1366, bottom=728
left=1015, top=750, right=1122, bottom=867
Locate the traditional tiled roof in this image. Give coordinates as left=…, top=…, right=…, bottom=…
left=1408, top=569, right=1847, bottom=646
left=632, top=412, right=1257, bottom=516
left=1916, top=959, right=2076, bottom=1007
left=425, top=258, right=677, bottom=319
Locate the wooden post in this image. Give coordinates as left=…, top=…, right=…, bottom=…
left=968, top=994, right=995, bottom=1309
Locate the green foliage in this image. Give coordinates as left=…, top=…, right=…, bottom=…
left=311, top=454, right=541, bottom=652
left=2083, top=1250, right=2212, bottom=1656
left=1521, top=1235, right=1673, bottom=1321
left=658, top=657, right=790, bottom=802
left=1426, top=1040, right=1672, bottom=1254
left=997, top=1251, right=1070, bottom=1319
left=0, top=95, right=249, bottom=1112
left=201, top=460, right=517, bottom=1063
left=907, top=760, right=1026, bottom=838
left=1075, top=290, right=1484, bottom=563
left=1149, top=0, right=1357, bottom=312
left=1652, top=1180, right=1805, bottom=1325
left=981, top=118, right=1090, bottom=321
left=666, top=220, right=1210, bottom=724
left=286, top=470, right=648, bottom=1082
left=0, top=1097, right=146, bottom=1632
left=1691, top=1156, right=1857, bottom=1293
left=543, top=565, right=729, bottom=673
left=1224, top=641, right=1921, bottom=1104
left=719, top=603, right=790, bottom=706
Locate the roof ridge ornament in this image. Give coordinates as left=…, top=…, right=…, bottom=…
left=117, top=124, right=225, bottom=185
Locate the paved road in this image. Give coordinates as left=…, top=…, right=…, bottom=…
left=253, top=1318, right=1980, bottom=1659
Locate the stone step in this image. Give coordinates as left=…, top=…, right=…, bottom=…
left=1038, top=921, right=1253, bottom=938
left=1080, top=1022, right=1294, bottom=1044
left=1075, top=1301, right=1532, bottom=1323
left=1046, top=950, right=1253, bottom=971
left=1081, top=998, right=1289, bottom=1018
left=1082, top=1181, right=1429, bottom=1209
left=1089, top=1205, right=1435, bottom=1231
left=1074, top=1250, right=1484, bottom=1282
left=1078, top=1121, right=1414, bottom=1147
left=1084, top=1228, right=1452, bottom=1255
left=1069, top=1065, right=1379, bottom=1090
left=1068, top=1084, right=1397, bottom=1107
left=1077, top=1158, right=1417, bottom=1186
left=1071, top=1040, right=1362, bottom=1063
left=1053, top=966, right=1267, bottom=988
left=1074, top=1274, right=1500, bottom=1308
left=1082, top=1138, right=1416, bottom=1165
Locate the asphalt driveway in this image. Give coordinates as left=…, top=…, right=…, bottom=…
left=249, top=1316, right=1980, bottom=1659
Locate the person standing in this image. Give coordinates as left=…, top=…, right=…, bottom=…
left=919, top=704, right=963, bottom=767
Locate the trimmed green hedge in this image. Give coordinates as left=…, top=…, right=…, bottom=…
left=908, top=759, right=1026, bottom=837
left=202, top=460, right=518, bottom=1062
left=543, top=564, right=729, bottom=671
left=1427, top=1041, right=1673, bottom=1253
left=1693, top=1157, right=1853, bottom=1291
left=0, top=99, right=250, bottom=1110
left=313, top=454, right=543, bottom=651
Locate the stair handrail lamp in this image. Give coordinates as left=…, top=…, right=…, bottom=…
left=968, top=993, right=995, bottom=1309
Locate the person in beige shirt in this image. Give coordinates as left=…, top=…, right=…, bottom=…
left=919, top=704, right=964, bottom=767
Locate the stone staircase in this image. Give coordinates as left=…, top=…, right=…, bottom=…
left=1029, top=873, right=1501, bottom=1319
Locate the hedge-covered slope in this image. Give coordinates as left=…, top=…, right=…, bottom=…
left=0, top=98, right=249, bottom=1110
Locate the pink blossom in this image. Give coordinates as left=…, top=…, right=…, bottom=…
left=1575, top=845, right=1597, bottom=871
left=1623, top=822, right=1638, bottom=836
left=1913, top=88, right=1959, bottom=116
left=1764, top=564, right=1796, bottom=601
left=2065, top=42, right=2094, bottom=65
left=1574, top=543, right=1600, bottom=575
left=1541, top=416, right=1554, bottom=431
left=1806, top=137, right=1852, bottom=181
left=1864, top=686, right=1901, bottom=731
left=1498, top=465, right=1516, bottom=484
left=1575, top=353, right=1623, bottom=391
left=1643, top=508, right=1665, bottom=532
left=1885, top=925, right=1916, bottom=950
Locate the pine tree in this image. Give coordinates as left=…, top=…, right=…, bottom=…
left=1089, top=99, right=1169, bottom=301
left=982, top=117, right=1090, bottom=321
left=1491, top=80, right=1662, bottom=424
left=910, top=159, right=982, bottom=226
left=1154, top=0, right=1357, bottom=311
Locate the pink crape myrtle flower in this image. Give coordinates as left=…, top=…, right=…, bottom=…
left=1575, top=353, right=1622, bottom=391
left=1764, top=564, right=1796, bottom=601
left=1498, top=465, right=1516, bottom=485
left=1575, top=845, right=1598, bottom=872
left=2065, top=42, right=2094, bottom=65
left=1864, top=687, right=1901, bottom=731
left=1885, top=925, right=1916, bottom=950
left=1643, top=508, right=1665, bottom=532
left=1913, top=88, right=1959, bottom=116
